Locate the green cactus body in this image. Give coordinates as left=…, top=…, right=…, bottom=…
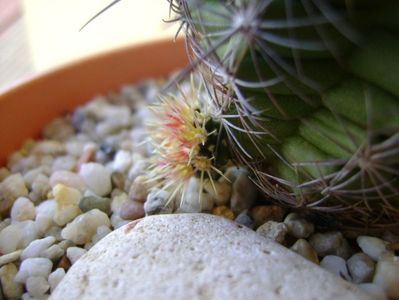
left=170, top=0, right=399, bottom=229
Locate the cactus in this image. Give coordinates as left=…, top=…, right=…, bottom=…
left=168, top=0, right=399, bottom=230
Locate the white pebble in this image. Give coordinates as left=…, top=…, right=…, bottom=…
left=26, top=276, right=50, bottom=298
left=110, top=214, right=130, bottom=229
left=41, top=244, right=64, bottom=262
left=112, top=150, right=132, bottom=172
left=36, top=200, right=57, bottom=219
left=0, top=224, right=23, bottom=254
left=48, top=268, right=66, bottom=293
left=373, top=253, right=399, bottom=298
left=357, top=236, right=389, bottom=261
left=11, top=197, right=36, bottom=222
left=358, top=283, right=387, bottom=299
left=178, top=177, right=214, bottom=213
left=66, top=247, right=87, bottom=264
left=92, top=225, right=112, bottom=244
left=144, top=188, right=174, bottom=215
left=283, top=213, right=314, bottom=239
left=111, top=193, right=129, bottom=216
left=0, top=250, right=22, bottom=267
left=347, top=253, right=375, bottom=284
left=79, top=163, right=112, bottom=196
left=128, top=159, right=149, bottom=180
left=52, top=155, right=76, bottom=172
left=15, top=257, right=53, bottom=283
left=0, top=173, right=29, bottom=203
left=35, top=215, right=54, bottom=235
left=21, top=236, right=56, bottom=260
left=61, top=209, right=111, bottom=245
left=320, top=255, right=351, bottom=281
left=14, top=220, right=42, bottom=248
left=49, top=170, right=86, bottom=192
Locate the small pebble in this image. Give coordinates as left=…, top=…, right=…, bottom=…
left=48, top=268, right=66, bottom=293
left=92, top=225, right=112, bottom=245
left=43, top=117, right=75, bottom=141
left=79, top=163, right=112, bottom=196
left=76, top=146, right=97, bottom=171
left=283, top=213, right=314, bottom=239
left=26, top=276, right=50, bottom=298
left=15, top=257, right=53, bottom=283
left=234, top=210, right=254, bottom=229
left=79, top=195, right=111, bottom=215
left=41, top=244, right=64, bottom=262
left=0, top=250, right=22, bottom=267
left=14, top=220, right=42, bottom=249
left=56, top=255, right=72, bottom=272
left=179, top=177, right=214, bottom=213
left=49, top=170, right=86, bottom=192
left=358, top=283, right=387, bottom=300
left=128, top=175, right=149, bottom=202
left=111, top=193, right=129, bottom=215
left=250, top=205, right=286, bottom=228
left=66, top=247, right=87, bottom=264
left=128, top=159, right=149, bottom=181
left=21, top=236, right=56, bottom=260
left=111, top=172, right=126, bottom=191
left=0, top=173, right=29, bottom=217
left=309, top=231, right=352, bottom=259
left=256, top=221, right=288, bottom=244
left=357, top=235, right=389, bottom=261
left=52, top=155, right=76, bottom=172
left=35, top=199, right=57, bottom=220
left=0, top=224, right=23, bottom=254
left=230, top=170, right=257, bottom=214
left=373, top=253, right=399, bottom=299
left=212, top=206, right=235, bottom=220
left=61, top=209, right=111, bottom=245
left=346, top=253, right=375, bottom=284
left=0, top=167, right=10, bottom=182
left=144, top=188, right=174, bottom=215
left=119, top=201, right=145, bottom=220
left=112, top=150, right=132, bottom=172
left=10, top=197, right=36, bottom=222
left=290, top=239, right=319, bottom=264
left=0, top=263, right=24, bottom=299
left=320, top=255, right=351, bottom=281
left=204, top=179, right=231, bottom=206
left=53, top=184, right=82, bottom=226
left=29, top=174, right=51, bottom=203
left=31, top=140, right=64, bottom=156
left=35, top=215, right=54, bottom=237
left=110, top=214, right=131, bottom=229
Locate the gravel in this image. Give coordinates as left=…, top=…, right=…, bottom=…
left=0, top=77, right=397, bottom=299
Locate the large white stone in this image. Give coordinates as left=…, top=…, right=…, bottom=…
left=52, top=214, right=372, bottom=300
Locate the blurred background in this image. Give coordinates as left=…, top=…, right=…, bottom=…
left=0, top=0, right=178, bottom=89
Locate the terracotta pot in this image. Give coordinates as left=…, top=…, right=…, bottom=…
left=0, top=38, right=188, bottom=165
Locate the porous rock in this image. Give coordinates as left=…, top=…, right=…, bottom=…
left=51, top=214, right=371, bottom=300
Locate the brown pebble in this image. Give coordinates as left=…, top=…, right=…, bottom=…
left=128, top=175, right=149, bottom=203
left=111, top=172, right=125, bottom=190
left=212, top=206, right=235, bottom=220
left=119, top=201, right=145, bottom=221
left=250, top=205, right=286, bottom=228
left=57, top=255, right=72, bottom=271
left=387, top=243, right=399, bottom=251
left=76, top=147, right=96, bottom=171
